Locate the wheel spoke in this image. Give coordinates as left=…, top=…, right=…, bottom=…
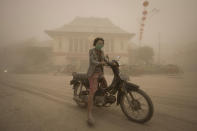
left=136, top=96, right=143, bottom=100
left=140, top=103, right=147, bottom=106
left=139, top=108, right=147, bottom=114
left=129, top=92, right=135, bottom=100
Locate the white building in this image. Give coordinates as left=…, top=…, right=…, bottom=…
left=45, top=17, right=135, bottom=67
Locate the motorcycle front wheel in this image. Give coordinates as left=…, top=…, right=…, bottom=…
left=120, top=89, right=154, bottom=123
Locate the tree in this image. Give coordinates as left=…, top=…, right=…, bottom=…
left=23, top=46, right=52, bottom=66
left=128, top=46, right=154, bottom=65
left=136, top=46, right=154, bottom=64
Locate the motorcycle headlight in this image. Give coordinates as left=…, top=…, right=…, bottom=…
left=119, top=72, right=130, bottom=81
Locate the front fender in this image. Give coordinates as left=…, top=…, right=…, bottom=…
left=116, top=82, right=139, bottom=105
left=125, top=82, right=139, bottom=91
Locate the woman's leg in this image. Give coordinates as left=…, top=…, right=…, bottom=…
left=87, top=73, right=99, bottom=124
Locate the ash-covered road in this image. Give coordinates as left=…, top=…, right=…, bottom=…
left=0, top=73, right=196, bottom=131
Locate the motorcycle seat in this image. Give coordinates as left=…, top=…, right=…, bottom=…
left=72, top=72, right=88, bottom=80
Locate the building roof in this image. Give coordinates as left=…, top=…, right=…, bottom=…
left=45, top=17, right=133, bottom=35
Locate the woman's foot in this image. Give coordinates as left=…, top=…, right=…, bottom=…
left=87, top=114, right=95, bottom=126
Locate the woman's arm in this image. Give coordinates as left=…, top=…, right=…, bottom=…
left=101, top=51, right=106, bottom=61
left=89, top=49, right=100, bottom=65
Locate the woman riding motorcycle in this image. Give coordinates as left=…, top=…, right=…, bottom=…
left=86, top=37, right=107, bottom=125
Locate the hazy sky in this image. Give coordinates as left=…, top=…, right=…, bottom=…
left=1, top=0, right=197, bottom=47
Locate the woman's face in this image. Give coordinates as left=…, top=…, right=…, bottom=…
left=95, top=40, right=104, bottom=50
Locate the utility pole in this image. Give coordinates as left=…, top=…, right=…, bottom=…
left=139, top=34, right=142, bottom=47
left=158, top=32, right=161, bottom=65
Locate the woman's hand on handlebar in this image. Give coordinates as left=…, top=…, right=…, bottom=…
left=100, top=61, right=106, bottom=65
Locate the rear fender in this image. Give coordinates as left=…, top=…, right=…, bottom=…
left=70, top=76, right=80, bottom=89
left=70, top=72, right=79, bottom=85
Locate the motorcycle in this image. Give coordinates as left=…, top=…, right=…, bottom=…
left=70, top=56, right=154, bottom=123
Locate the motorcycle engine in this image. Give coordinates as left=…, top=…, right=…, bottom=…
left=95, top=96, right=105, bottom=106
left=95, top=95, right=116, bottom=107
left=105, top=95, right=116, bottom=104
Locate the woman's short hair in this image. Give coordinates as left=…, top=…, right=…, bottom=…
left=93, top=37, right=104, bottom=46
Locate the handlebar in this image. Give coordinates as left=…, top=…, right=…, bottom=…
left=103, top=55, right=120, bottom=67
left=104, top=59, right=117, bottom=67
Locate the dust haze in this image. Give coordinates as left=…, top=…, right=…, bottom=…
left=1, top=0, right=197, bottom=72
left=0, top=0, right=197, bottom=131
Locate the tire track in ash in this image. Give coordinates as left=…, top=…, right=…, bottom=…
left=0, top=77, right=74, bottom=101
left=0, top=79, right=74, bottom=107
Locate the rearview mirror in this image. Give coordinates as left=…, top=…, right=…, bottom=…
left=116, top=56, right=121, bottom=61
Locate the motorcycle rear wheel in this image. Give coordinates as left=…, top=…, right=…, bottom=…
left=73, top=83, right=88, bottom=108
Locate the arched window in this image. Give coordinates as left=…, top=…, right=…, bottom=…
left=89, top=40, right=92, bottom=49
left=59, top=39, right=62, bottom=50
left=105, top=39, right=109, bottom=52
left=74, top=38, right=78, bottom=52
left=79, top=39, right=83, bottom=52
left=69, top=38, right=73, bottom=52
left=85, top=39, right=88, bottom=51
